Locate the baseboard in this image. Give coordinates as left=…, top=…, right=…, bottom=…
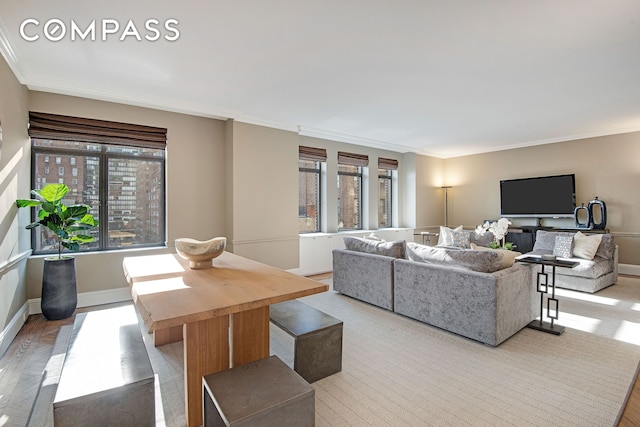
left=28, top=287, right=133, bottom=315
left=619, top=263, right=640, bottom=277
left=0, top=302, right=29, bottom=359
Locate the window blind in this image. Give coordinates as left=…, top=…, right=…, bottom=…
left=378, top=157, right=399, bottom=170
left=299, top=146, right=327, bottom=162
left=337, top=151, right=369, bottom=167
left=28, top=112, right=167, bottom=149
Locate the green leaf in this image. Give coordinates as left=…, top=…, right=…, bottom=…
left=79, top=213, right=98, bottom=226
left=65, top=205, right=90, bottom=219
left=16, top=199, right=42, bottom=208
left=70, top=235, right=95, bottom=243
left=61, top=241, right=80, bottom=252
left=40, top=184, right=69, bottom=203
left=41, top=201, right=57, bottom=213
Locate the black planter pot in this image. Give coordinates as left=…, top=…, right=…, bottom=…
left=41, top=257, right=77, bottom=320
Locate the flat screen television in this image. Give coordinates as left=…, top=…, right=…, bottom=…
left=500, top=174, right=576, bottom=218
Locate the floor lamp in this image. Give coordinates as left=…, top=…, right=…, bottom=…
left=441, top=186, right=452, bottom=227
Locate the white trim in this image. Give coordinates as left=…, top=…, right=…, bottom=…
left=28, top=287, right=133, bottom=315
left=0, top=250, right=32, bottom=275
left=0, top=302, right=29, bottom=358
left=298, top=126, right=422, bottom=155
left=0, top=17, right=27, bottom=83
left=619, top=263, right=640, bottom=277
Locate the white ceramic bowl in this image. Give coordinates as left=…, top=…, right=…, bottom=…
left=175, top=237, right=226, bottom=269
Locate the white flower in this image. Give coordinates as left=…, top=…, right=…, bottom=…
left=476, top=218, right=511, bottom=243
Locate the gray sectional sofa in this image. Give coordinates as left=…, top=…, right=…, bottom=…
left=524, top=230, right=618, bottom=293
left=333, top=238, right=535, bottom=346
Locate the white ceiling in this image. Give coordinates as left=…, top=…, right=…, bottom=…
left=1, top=1, right=639, bottom=158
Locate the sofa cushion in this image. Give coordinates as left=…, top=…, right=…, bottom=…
left=573, top=231, right=602, bottom=260
left=470, top=243, right=522, bottom=269
left=437, top=225, right=463, bottom=246
left=406, top=242, right=503, bottom=273
left=343, top=237, right=406, bottom=259
left=451, top=229, right=472, bottom=248
left=469, top=231, right=495, bottom=247
left=553, top=235, right=574, bottom=258
left=595, top=234, right=615, bottom=260
left=534, top=230, right=615, bottom=261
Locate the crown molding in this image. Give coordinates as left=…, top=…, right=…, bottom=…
left=0, top=17, right=28, bottom=83
left=297, top=126, right=435, bottom=156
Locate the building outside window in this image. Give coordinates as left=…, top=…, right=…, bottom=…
left=337, top=151, right=368, bottom=230
left=378, top=169, right=392, bottom=227
left=298, top=146, right=326, bottom=233
left=28, top=112, right=167, bottom=254
left=377, top=157, right=398, bottom=228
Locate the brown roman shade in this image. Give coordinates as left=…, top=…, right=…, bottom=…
left=337, top=151, right=369, bottom=167
left=28, top=112, right=167, bottom=149
left=299, top=146, right=327, bottom=162
left=378, top=157, right=399, bottom=170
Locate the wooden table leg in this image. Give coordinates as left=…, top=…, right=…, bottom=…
left=153, top=325, right=184, bottom=346
left=184, top=316, right=230, bottom=427
left=231, top=306, right=270, bottom=367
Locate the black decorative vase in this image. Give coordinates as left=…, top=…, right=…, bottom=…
left=574, top=203, right=592, bottom=229
left=588, top=196, right=607, bottom=230
left=41, top=257, right=77, bottom=320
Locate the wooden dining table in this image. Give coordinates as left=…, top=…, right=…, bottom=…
left=122, top=251, right=328, bottom=427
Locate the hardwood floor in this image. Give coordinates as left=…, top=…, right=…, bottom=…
left=619, top=371, right=640, bottom=426
left=0, top=291, right=639, bottom=426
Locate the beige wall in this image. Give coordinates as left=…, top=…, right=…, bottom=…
left=26, top=92, right=227, bottom=298
left=0, top=54, right=30, bottom=335
left=225, top=121, right=300, bottom=269
left=441, top=133, right=640, bottom=264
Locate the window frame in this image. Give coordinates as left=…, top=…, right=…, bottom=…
left=378, top=168, right=393, bottom=228
left=298, top=159, right=323, bottom=233
left=30, top=140, right=167, bottom=254
left=337, top=164, right=363, bottom=230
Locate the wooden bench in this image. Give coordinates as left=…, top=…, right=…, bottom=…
left=269, top=299, right=343, bottom=383
left=53, top=305, right=155, bottom=426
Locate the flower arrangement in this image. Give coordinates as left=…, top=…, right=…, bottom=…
left=475, top=218, right=516, bottom=250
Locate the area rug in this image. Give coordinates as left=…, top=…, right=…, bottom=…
left=284, top=277, right=640, bottom=427
left=31, top=278, right=640, bottom=427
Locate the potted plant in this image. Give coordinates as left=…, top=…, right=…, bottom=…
left=16, top=183, right=98, bottom=320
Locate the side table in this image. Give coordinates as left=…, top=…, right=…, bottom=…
left=517, top=256, right=579, bottom=335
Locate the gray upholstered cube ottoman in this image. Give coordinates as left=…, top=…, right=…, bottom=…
left=203, top=356, right=315, bottom=427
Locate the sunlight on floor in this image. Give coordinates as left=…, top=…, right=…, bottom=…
left=558, top=311, right=601, bottom=333
left=614, top=321, right=640, bottom=346
left=556, top=288, right=619, bottom=306
left=0, top=414, right=8, bottom=427
left=632, top=303, right=640, bottom=312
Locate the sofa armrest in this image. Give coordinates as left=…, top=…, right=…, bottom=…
left=332, top=249, right=395, bottom=310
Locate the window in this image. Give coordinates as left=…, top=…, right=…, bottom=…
left=337, top=151, right=368, bottom=230
left=377, top=157, right=398, bottom=228
left=298, top=146, right=326, bottom=233
left=378, top=169, right=392, bottom=227
left=28, top=112, right=167, bottom=254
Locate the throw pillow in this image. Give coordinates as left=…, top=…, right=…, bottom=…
left=469, top=231, right=495, bottom=247
left=552, top=235, right=574, bottom=258
left=406, top=242, right=502, bottom=273
left=343, top=237, right=406, bottom=258
left=572, top=231, right=603, bottom=260
left=451, top=229, right=472, bottom=248
left=470, top=243, right=522, bottom=270
left=367, top=233, right=384, bottom=241
left=437, top=225, right=463, bottom=246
